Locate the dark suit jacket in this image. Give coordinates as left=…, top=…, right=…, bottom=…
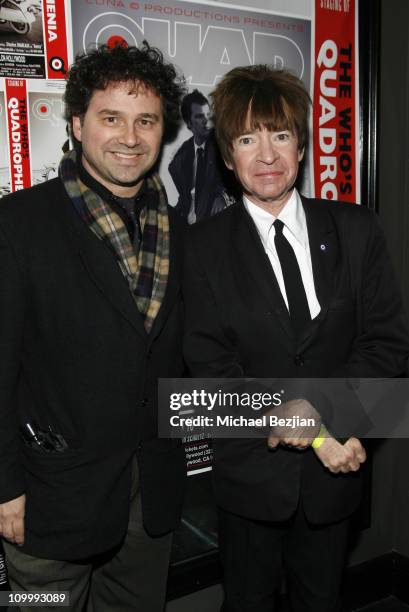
left=168, top=133, right=227, bottom=221
left=0, top=177, right=186, bottom=560
left=183, top=196, right=409, bottom=525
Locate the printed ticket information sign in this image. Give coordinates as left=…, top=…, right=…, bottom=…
left=183, top=432, right=213, bottom=476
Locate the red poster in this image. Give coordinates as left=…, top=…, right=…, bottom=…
left=5, top=79, right=31, bottom=192
left=42, top=0, right=69, bottom=79
left=313, top=0, right=358, bottom=203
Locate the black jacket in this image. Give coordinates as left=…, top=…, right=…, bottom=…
left=183, top=197, right=409, bottom=525
left=168, top=133, right=228, bottom=221
left=0, top=177, right=186, bottom=559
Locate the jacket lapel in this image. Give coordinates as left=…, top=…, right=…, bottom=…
left=61, top=185, right=183, bottom=344
left=298, top=196, right=339, bottom=350
left=231, top=201, right=294, bottom=343
left=231, top=197, right=340, bottom=350
left=61, top=191, right=148, bottom=340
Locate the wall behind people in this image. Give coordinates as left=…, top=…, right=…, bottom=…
left=1, top=0, right=361, bottom=211
left=344, top=0, right=409, bottom=566
left=377, top=0, right=409, bottom=559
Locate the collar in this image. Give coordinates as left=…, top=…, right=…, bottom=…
left=243, top=189, right=308, bottom=250
left=194, top=141, right=206, bottom=155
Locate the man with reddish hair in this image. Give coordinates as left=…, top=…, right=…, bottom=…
left=183, top=65, right=408, bottom=611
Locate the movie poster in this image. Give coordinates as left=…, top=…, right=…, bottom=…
left=0, top=1, right=360, bottom=202
left=313, top=0, right=359, bottom=202
left=28, top=85, right=67, bottom=185
left=0, top=0, right=69, bottom=79
left=70, top=0, right=312, bottom=212
left=2, top=77, right=67, bottom=191
left=0, top=90, right=10, bottom=196
left=5, top=78, right=31, bottom=191
left=0, top=1, right=44, bottom=78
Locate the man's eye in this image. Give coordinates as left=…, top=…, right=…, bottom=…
left=276, top=132, right=290, bottom=141
left=104, top=117, right=118, bottom=125
left=139, top=118, right=154, bottom=127
left=238, top=136, right=253, bottom=145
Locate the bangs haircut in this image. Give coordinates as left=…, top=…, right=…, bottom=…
left=211, top=65, right=311, bottom=163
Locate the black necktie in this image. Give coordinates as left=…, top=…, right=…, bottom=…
left=194, top=147, right=205, bottom=210
left=273, top=219, right=311, bottom=338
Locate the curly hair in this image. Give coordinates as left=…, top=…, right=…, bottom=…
left=64, top=41, right=186, bottom=140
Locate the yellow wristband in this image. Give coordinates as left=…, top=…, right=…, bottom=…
left=312, top=425, right=327, bottom=449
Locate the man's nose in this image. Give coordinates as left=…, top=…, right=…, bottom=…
left=258, top=136, right=279, bottom=164
left=118, top=123, right=140, bottom=147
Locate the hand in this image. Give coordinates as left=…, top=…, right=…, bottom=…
left=267, top=399, right=321, bottom=450
left=0, top=494, right=26, bottom=545
left=314, top=436, right=366, bottom=473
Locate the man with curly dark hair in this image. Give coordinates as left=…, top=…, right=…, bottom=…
left=0, top=42, right=186, bottom=611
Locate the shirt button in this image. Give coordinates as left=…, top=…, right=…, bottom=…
left=294, top=355, right=305, bottom=366
left=141, top=398, right=148, bottom=407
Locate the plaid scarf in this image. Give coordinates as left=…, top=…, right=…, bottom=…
left=59, top=150, right=169, bottom=333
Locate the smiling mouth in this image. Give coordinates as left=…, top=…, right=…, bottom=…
left=111, top=152, right=142, bottom=159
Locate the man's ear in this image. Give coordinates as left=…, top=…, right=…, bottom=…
left=72, top=116, right=82, bottom=142
left=298, top=147, right=305, bottom=162
left=224, top=156, right=234, bottom=171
